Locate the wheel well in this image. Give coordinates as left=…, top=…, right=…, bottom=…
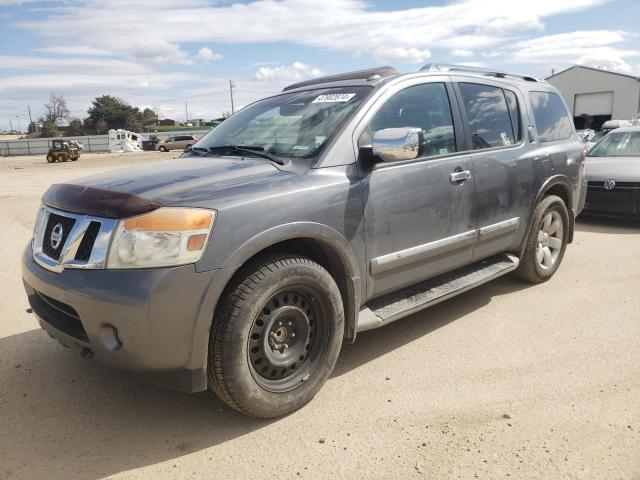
left=220, top=237, right=355, bottom=340
left=545, top=183, right=570, bottom=207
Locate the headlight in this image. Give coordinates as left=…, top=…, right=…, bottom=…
left=107, top=207, right=215, bottom=269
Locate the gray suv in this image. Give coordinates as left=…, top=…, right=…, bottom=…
left=22, top=65, right=586, bottom=418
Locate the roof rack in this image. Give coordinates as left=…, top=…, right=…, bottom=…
left=282, top=66, right=398, bottom=92
left=419, top=63, right=542, bottom=82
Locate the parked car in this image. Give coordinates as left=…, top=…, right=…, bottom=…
left=583, top=126, right=640, bottom=217
left=45, top=139, right=80, bottom=163
left=23, top=64, right=585, bottom=418
left=157, top=135, right=198, bottom=152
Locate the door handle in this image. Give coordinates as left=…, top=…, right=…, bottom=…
left=449, top=169, right=471, bottom=184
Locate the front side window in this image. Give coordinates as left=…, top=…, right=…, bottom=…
left=589, top=131, right=640, bottom=157
left=369, top=82, right=456, bottom=158
left=459, top=83, right=515, bottom=149
left=196, top=86, right=371, bottom=160
left=529, top=91, right=573, bottom=142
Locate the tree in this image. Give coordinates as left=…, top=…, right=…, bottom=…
left=67, top=117, right=83, bottom=136
left=40, top=119, right=60, bottom=138
left=27, top=121, right=37, bottom=134
left=44, top=93, right=70, bottom=125
left=87, top=95, right=143, bottom=132
left=142, top=107, right=157, bottom=123
left=95, top=119, right=108, bottom=134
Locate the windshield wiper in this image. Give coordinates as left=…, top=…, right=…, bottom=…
left=207, top=145, right=285, bottom=165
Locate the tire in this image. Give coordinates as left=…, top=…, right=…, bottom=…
left=56, top=154, right=65, bottom=162
left=46, top=154, right=55, bottom=163
left=516, top=195, right=569, bottom=283
left=159, top=146, right=167, bottom=152
left=208, top=254, right=344, bottom=418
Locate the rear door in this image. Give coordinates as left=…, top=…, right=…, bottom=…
left=359, top=79, right=476, bottom=299
left=452, top=79, right=534, bottom=260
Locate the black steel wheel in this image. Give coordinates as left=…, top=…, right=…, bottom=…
left=248, top=288, right=327, bottom=392
left=208, top=254, right=344, bottom=418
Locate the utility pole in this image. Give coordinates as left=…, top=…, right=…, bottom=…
left=28, top=105, right=33, bottom=125
left=9, top=118, right=13, bottom=132
left=16, top=115, right=22, bottom=133
left=229, top=80, right=235, bottom=114
left=185, top=101, right=189, bottom=124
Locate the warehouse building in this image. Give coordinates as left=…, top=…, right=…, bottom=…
left=546, top=65, right=640, bottom=131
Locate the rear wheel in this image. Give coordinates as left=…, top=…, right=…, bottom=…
left=46, top=154, right=55, bottom=163
left=208, top=254, right=344, bottom=418
left=56, top=154, right=65, bottom=162
left=159, top=145, right=167, bottom=152
left=516, top=195, right=569, bottom=283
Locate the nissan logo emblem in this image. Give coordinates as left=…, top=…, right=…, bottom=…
left=50, top=223, right=64, bottom=250
left=603, top=179, right=616, bottom=191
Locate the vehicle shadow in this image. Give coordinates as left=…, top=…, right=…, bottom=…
left=575, top=214, right=640, bottom=234
left=333, top=275, right=532, bottom=377
left=1, top=275, right=533, bottom=479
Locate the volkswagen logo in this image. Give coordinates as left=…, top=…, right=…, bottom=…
left=50, top=223, right=64, bottom=250
left=603, top=179, right=616, bottom=191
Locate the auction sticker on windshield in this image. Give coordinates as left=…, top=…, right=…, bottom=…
left=312, top=93, right=356, bottom=103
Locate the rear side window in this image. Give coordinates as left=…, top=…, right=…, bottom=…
left=529, top=91, right=573, bottom=142
left=370, top=82, right=457, bottom=158
left=458, top=83, right=516, bottom=149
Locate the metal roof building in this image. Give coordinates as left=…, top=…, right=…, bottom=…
left=546, top=65, right=640, bottom=131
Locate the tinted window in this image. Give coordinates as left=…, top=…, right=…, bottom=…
left=459, top=83, right=515, bottom=149
left=504, top=89, right=522, bottom=142
left=370, top=82, right=456, bottom=157
left=529, top=91, right=573, bottom=142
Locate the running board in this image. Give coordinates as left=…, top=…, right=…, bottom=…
left=357, top=253, right=520, bottom=332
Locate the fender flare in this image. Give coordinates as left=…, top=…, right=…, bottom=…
left=519, top=175, right=575, bottom=257
left=189, top=222, right=363, bottom=373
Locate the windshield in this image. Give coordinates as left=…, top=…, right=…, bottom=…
left=589, top=131, right=640, bottom=157
left=194, top=86, right=371, bottom=160
left=591, top=130, right=607, bottom=143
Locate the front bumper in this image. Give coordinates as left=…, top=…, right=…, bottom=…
left=584, top=182, right=640, bottom=217
left=22, top=245, right=234, bottom=392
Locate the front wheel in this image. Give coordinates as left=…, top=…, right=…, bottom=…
left=46, top=154, right=55, bottom=163
left=56, top=154, right=65, bottom=162
left=208, top=254, right=344, bottom=418
left=516, top=195, right=569, bottom=283
left=158, top=145, right=167, bottom=152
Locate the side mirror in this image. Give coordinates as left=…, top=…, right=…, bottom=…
left=372, top=127, right=421, bottom=162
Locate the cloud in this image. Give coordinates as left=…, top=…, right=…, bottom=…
left=503, top=30, right=640, bottom=73
left=255, top=61, right=323, bottom=82
left=0, top=55, right=151, bottom=74
left=452, top=49, right=475, bottom=58
left=192, top=47, right=223, bottom=64
left=374, top=47, right=431, bottom=64
left=14, top=0, right=611, bottom=65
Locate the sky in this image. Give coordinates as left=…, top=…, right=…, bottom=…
left=0, top=0, right=639, bottom=131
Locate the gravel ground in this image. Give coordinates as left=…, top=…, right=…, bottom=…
left=1, top=152, right=639, bottom=479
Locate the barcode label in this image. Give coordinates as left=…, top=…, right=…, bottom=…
left=312, top=93, right=356, bottom=103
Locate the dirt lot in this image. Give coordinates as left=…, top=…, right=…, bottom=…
left=1, top=152, right=639, bottom=479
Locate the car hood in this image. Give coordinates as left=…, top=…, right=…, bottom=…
left=585, top=156, right=640, bottom=182
left=54, top=156, right=295, bottom=207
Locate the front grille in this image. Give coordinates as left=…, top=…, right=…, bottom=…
left=30, top=290, right=88, bottom=342
left=42, top=213, right=76, bottom=260
left=588, top=181, right=640, bottom=191
left=74, top=221, right=101, bottom=261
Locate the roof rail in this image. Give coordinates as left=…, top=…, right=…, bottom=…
left=282, top=66, right=398, bottom=92
left=419, top=63, right=542, bottom=82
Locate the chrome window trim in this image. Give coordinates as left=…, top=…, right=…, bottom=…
left=32, top=205, right=117, bottom=273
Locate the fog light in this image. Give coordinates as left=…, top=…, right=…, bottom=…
left=99, top=324, right=122, bottom=351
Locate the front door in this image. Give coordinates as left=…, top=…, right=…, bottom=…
left=361, top=81, right=476, bottom=300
